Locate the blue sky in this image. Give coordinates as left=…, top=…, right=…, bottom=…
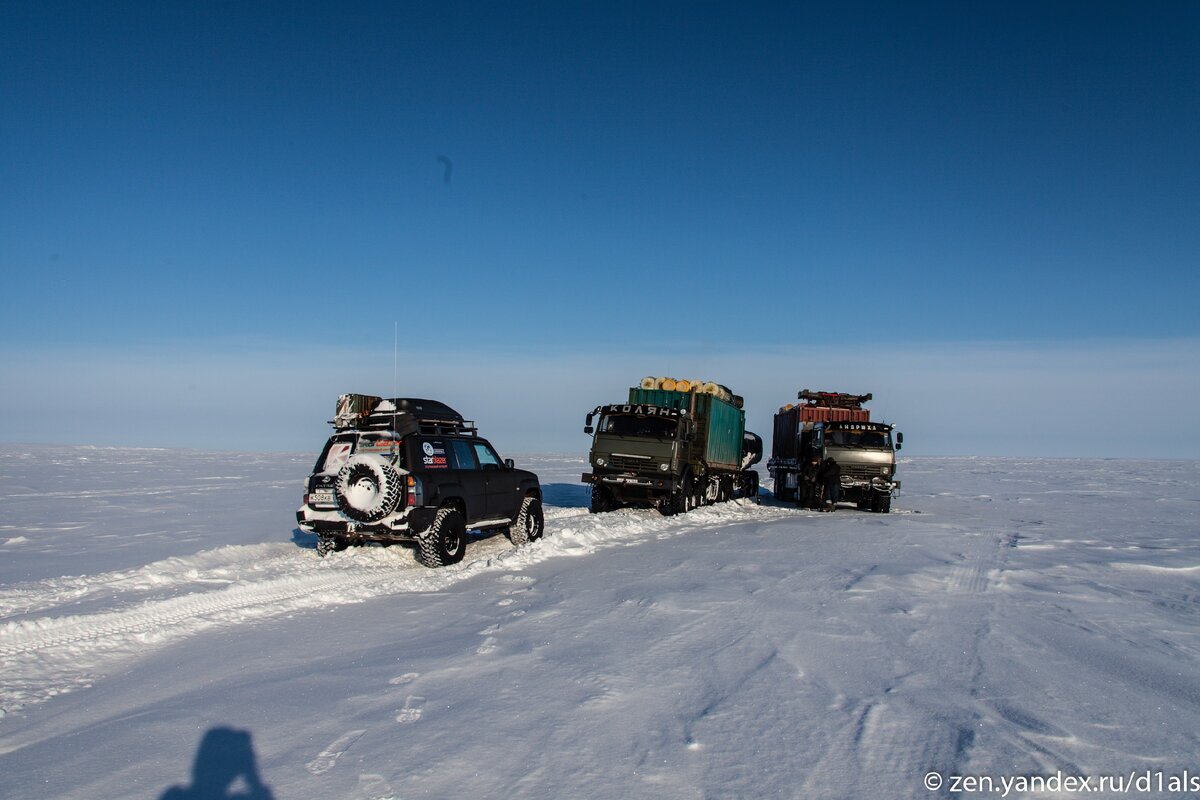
left=2, top=2, right=1198, bottom=456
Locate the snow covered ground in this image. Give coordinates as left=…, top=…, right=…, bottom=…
left=1, top=445, right=1198, bottom=799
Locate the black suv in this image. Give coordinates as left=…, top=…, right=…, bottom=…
left=296, top=394, right=544, bottom=567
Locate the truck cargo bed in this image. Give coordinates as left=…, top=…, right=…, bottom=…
left=628, top=388, right=745, bottom=471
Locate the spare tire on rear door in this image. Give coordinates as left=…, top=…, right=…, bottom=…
left=336, top=454, right=403, bottom=522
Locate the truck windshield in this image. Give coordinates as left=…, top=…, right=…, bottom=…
left=826, top=429, right=892, bottom=450
left=599, top=415, right=678, bottom=440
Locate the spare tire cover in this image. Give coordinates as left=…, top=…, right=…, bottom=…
left=336, top=454, right=403, bottom=522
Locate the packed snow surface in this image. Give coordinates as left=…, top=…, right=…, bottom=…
left=0, top=445, right=1198, bottom=799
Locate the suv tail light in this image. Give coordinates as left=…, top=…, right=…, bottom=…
left=406, top=475, right=424, bottom=507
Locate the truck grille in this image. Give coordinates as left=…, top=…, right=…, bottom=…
left=610, top=455, right=654, bottom=472
left=841, top=464, right=886, bottom=480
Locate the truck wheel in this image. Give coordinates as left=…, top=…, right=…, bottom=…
left=666, top=476, right=692, bottom=516
left=590, top=486, right=614, bottom=514
left=509, top=497, right=544, bottom=545
left=417, top=507, right=466, bottom=567
left=742, top=472, right=760, bottom=503
left=874, top=495, right=892, bottom=514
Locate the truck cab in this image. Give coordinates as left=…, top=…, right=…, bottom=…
left=582, top=378, right=762, bottom=515
left=802, top=422, right=901, bottom=512
left=582, top=403, right=693, bottom=513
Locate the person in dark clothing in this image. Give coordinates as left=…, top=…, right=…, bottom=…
left=817, top=457, right=841, bottom=511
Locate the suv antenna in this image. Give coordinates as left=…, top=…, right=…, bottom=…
left=392, top=321, right=398, bottom=433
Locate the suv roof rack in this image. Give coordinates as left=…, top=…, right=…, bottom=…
left=331, top=394, right=478, bottom=436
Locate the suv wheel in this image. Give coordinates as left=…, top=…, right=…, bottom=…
left=316, top=534, right=335, bottom=557
left=509, top=496, right=545, bottom=546
left=417, top=507, right=466, bottom=568
left=316, top=534, right=349, bottom=557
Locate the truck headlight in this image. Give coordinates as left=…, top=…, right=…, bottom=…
left=595, top=457, right=607, bottom=467
left=659, top=463, right=669, bottom=471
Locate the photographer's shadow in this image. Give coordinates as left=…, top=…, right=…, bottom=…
left=159, top=726, right=275, bottom=800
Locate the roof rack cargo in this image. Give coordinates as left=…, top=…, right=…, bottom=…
left=797, top=390, right=872, bottom=409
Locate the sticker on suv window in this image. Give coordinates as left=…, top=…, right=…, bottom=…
left=422, top=440, right=449, bottom=469
left=358, top=439, right=400, bottom=453
left=322, top=442, right=353, bottom=472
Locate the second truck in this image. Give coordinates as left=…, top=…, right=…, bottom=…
left=582, top=377, right=763, bottom=514
left=767, top=390, right=902, bottom=513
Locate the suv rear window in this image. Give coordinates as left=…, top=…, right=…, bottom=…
left=317, top=439, right=354, bottom=473
left=314, top=434, right=407, bottom=474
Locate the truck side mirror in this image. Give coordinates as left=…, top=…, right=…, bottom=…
left=504, top=458, right=515, bottom=469
left=584, top=413, right=594, bottom=435
left=584, top=425, right=594, bottom=435
left=896, top=432, right=903, bottom=450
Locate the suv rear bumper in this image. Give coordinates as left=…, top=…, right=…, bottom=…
left=296, top=505, right=439, bottom=541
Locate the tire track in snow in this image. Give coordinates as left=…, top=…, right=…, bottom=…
left=863, top=529, right=1011, bottom=796
left=0, top=565, right=411, bottom=658
left=0, top=544, right=319, bottom=620
left=0, top=509, right=594, bottom=622
left=0, top=500, right=794, bottom=716
left=801, top=528, right=1015, bottom=798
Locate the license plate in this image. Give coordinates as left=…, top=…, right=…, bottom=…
left=309, top=491, right=334, bottom=506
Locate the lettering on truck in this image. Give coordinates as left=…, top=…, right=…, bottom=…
left=595, top=404, right=689, bottom=418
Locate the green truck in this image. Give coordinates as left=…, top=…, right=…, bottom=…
left=582, top=377, right=763, bottom=514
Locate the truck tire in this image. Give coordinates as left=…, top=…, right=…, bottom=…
left=508, top=496, right=544, bottom=545
left=665, top=475, right=693, bottom=516
left=874, top=494, right=892, bottom=514
left=336, top=455, right=403, bottom=523
left=590, top=486, right=614, bottom=514
left=417, top=507, right=466, bottom=567
left=741, top=471, right=760, bottom=503
left=797, top=482, right=816, bottom=510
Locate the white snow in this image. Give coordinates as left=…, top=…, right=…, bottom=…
left=0, top=445, right=1198, bottom=799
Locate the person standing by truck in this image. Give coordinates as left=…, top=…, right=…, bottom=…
left=817, top=456, right=841, bottom=511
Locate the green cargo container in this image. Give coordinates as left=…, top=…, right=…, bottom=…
left=628, top=388, right=746, bottom=470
